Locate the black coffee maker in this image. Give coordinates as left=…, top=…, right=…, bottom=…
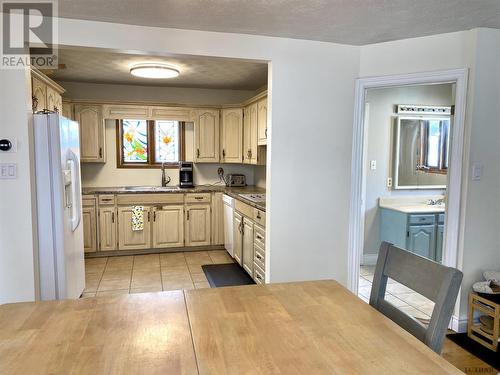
left=179, top=161, right=194, bottom=188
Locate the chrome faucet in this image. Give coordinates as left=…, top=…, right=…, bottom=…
left=161, top=162, right=171, bottom=187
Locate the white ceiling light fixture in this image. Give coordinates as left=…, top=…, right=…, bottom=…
left=130, top=63, right=180, bottom=79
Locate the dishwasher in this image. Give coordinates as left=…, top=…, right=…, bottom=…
left=222, top=194, right=235, bottom=258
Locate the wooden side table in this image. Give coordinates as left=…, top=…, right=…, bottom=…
left=468, top=293, right=500, bottom=351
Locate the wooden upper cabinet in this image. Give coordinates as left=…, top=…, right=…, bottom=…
left=74, top=104, right=105, bottom=163
left=257, top=97, right=267, bottom=146
left=220, top=108, right=243, bottom=163
left=46, top=85, right=56, bottom=112
left=194, top=109, right=220, bottom=163
left=243, top=103, right=258, bottom=164
left=53, top=92, right=62, bottom=114
left=152, top=205, right=184, bottom=248
left=31, top=77, right=46, bottom=112
left=46, top=86, right=62, bottom=113
left=62, top=102, right=73, bottom=120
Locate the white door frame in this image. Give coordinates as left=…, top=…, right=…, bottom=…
left=347, top=69, right=469, bottom=297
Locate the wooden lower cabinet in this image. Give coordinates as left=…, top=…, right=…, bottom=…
left=241, top=217, right=254, bottom=275
left=98, top=207, right=117, bottom=251
left=117, top=206, right=151, bottom=250
left=185, top=204, right=211, bottom=247
left=211, top=192, right=224, bottom=245
left=152, top=205, right=184, bottom=248
left=82, top=207, right=97, bottom=253
left=233, top=211, right=243, bottom=265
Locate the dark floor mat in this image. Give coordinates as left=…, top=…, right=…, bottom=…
left=202, top=263, right=255, bottom=288
left=447, top=333, right=499, bottom=370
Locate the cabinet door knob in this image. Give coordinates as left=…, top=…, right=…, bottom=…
left=99, top=147, right=103, bottom=158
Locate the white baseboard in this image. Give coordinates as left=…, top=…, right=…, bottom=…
left=450, top=315, right=468, bottom=333
left=361, top=254, right=378, bottom=266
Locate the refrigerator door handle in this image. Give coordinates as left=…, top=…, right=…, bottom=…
left=67, top=150, right=82, bottom=232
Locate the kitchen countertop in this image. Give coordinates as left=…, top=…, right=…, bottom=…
left=82, top=185, right=266, bottom=211
left=379, top=196, right=445, bottom=214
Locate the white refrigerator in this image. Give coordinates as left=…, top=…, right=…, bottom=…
left=33, top=113, right=85, bottom=300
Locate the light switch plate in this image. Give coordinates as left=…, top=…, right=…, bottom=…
left=0, top=163, right=17, bottom=179
left=370, top=160, right=377, bottom=170
left=471, top=163, right=483, bottom=181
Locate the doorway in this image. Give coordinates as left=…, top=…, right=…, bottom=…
left=348, top=69, right=468, bottom=331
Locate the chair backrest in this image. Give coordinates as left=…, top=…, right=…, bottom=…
left=369, top=241, right=463, bottom=353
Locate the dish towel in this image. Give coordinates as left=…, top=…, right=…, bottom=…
left=131, top=206, right=144, bottom=231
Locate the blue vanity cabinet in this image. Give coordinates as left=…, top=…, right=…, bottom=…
left=435, top=214, right=445, bottom=263
left=408, top=224, right=436, bottom=259
left=380, top=208, right=443, bottom=262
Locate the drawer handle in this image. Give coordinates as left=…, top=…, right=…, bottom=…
left=256, top=234, right=263, bottom=241
left=256, top=254, right=263, bottom=260
left=194, top=196, right=204, bottom=200
left=256, top=211, right=262, bottom=219
left=256, top=273, right=263, bottom=280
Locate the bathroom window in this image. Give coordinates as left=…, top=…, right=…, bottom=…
left=418, top=119, right=449, bottom=174
left=117, top=119, right=184, bottom=168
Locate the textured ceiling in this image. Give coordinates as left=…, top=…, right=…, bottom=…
left=49, top=49, right=268, bottom=89
left=59, top=0, right=500, bottom=45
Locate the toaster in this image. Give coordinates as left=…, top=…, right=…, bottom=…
left=225, top=174, right=246, bottom=187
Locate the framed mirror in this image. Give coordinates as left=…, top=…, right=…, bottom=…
left=394, top=116, right=450, bottom=189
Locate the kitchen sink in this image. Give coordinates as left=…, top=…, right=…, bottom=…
left=122, top=186, right=180, bottom=191
left=123, top=186, right=157, bottom=191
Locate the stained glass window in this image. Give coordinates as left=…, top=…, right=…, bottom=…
left=119, top=119, right=182, bottom=167
left=155, top=120, right=179, bottom=163
left=122, top=119, right=148, bottom=163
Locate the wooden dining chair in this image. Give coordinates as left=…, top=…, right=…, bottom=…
left=369, top=241, right=463, bottom=353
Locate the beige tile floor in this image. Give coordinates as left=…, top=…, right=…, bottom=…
left=358, top=265, right=435, bottom=320
left=82, top=250, right=234, bottom=298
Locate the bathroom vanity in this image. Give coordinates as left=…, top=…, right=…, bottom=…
left=379, top=197, right=445, bottom=263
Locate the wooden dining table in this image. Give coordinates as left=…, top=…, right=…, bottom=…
left=0, top=280, right=461, bottom=374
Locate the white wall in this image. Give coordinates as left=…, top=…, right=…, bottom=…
left=0, top=69, right=38, bottom=303
left=459, top=28, right=500, bottom=323
left=363, top=84, right=452, bottom=256
left=81, top=120, right=256, bottom=187
left=60, top=81, right=257, bottom=105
